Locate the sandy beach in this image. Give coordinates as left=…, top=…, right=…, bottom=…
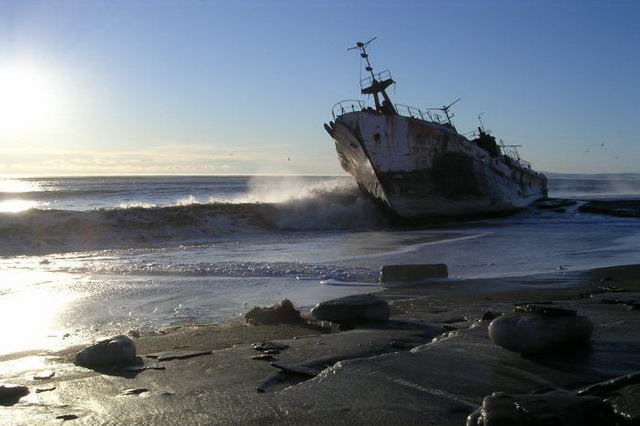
left=1, top=263, right=638, bottom=425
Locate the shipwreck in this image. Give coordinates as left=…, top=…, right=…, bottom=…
left=324, top=38, right=548, bottom=219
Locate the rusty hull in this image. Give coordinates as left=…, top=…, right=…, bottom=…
left=325, top=111, right=547, bottom=218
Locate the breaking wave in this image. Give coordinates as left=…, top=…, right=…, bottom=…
left=548, top=177, right=640, bottom=199
left=0, top=184, right=386, bottom=256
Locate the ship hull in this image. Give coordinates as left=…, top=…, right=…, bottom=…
left=325, top=111, right=548, bottom=218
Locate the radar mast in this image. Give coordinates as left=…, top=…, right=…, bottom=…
left=349, top=38, right=396, bottom=114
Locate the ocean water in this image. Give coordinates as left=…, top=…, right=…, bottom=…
left=1, top=175, right=639, bottom=355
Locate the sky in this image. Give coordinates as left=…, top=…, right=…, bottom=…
left=0, top=0, right=638, bottom=176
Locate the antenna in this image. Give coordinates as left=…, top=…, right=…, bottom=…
left=348, top=38, right=378, bottom=81
left=347, top=37, right=396, bottom=115
left=348, top=37, right=377, bottom=50
left=428, top=98, right=461, bottom=126
left=442, top=98, right=461, bottom=123
left=477, top=112, right=485, bottom=131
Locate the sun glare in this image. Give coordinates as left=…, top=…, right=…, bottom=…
left=0, top=199, right=39, bottom=213
left=0, top=179, right=41, bottom=212
left=0, top=65, right=60, bottom=134
left=0, top=270, right=78, bottom=356
left=0, top=178, right=40, bottom=193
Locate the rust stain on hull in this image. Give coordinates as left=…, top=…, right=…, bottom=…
left=328, top=111, right=547, bottom=219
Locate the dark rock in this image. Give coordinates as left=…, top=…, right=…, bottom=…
left=147, top=364, right=166, bottom=370
left=488, top=311, right=593, bottom=353
left=310, top=294, right=390, bottom=324
left=481, top=310, right=501, bottom=321
left=119, top=387, right=149, bottom=396
left=466, top=391, right=617, bottom=426
left=378, top=263, right=448, bottom=284
left=33, top=370, right=55, bottom=380
left=244, top=299, right=303, bottom=325
left=0, top=384, right=29, bottom=403
left=56, top=414, right=79, bottom=421
left=145, top=350, right=211, bottom=361
left=74, top=335, right=137, bottom=368
left=604, top=383, right=640, bottom=423
left=578, top=371, right=640, bottom=398
left=121, top=364, right=165, bottom=372
left=270, top=362, right=321, bottom=377
left=251, top=341, right=289, bottom=352
left=35, top=385, right=56, bottom=393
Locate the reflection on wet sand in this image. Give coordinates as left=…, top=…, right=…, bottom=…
left=0, top=270, right=79, bottom=356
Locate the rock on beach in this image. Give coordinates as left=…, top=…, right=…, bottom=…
left=74, top=335, right=137, bottom=368
left=244, top=299, right=303, bottom=325
left=0, top=384, right=29, bottom=403
left=579, top=371, right=640, bottom=423
left=310, top=294, right=390, bottom=324
left=488, top=306, right=593, bottom=353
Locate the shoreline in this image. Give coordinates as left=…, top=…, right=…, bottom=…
left=1, top=263, right=639, bottom=424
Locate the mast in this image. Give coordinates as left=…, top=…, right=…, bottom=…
left=349, top=38, right=396, bottom=114
left=428, top=98, right=461, bottom=128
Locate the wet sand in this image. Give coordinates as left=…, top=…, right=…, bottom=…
left=1, top=264, right=639, bottom=425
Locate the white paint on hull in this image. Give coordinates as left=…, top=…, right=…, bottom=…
left=326, top=111, right=548, bottom=218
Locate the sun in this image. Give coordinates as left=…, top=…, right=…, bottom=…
left=0, top=64, right=59, bottom=134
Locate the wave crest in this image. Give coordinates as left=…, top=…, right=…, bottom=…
left=0, top=181, right=385, bottom=255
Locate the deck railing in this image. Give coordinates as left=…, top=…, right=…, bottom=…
left=359, top=70, right=393, bottom=92
left=393, top=104, right=444, bottom=122
left=499, top=140, right=532, bottom=169
left=331, top=100, right=365, bottom=119
left=332, top=99, right=439, bottom=122
left=332, top=97, right=452, bottom=125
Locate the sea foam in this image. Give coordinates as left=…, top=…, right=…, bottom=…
left=0, top=181, right=384, bottom=256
